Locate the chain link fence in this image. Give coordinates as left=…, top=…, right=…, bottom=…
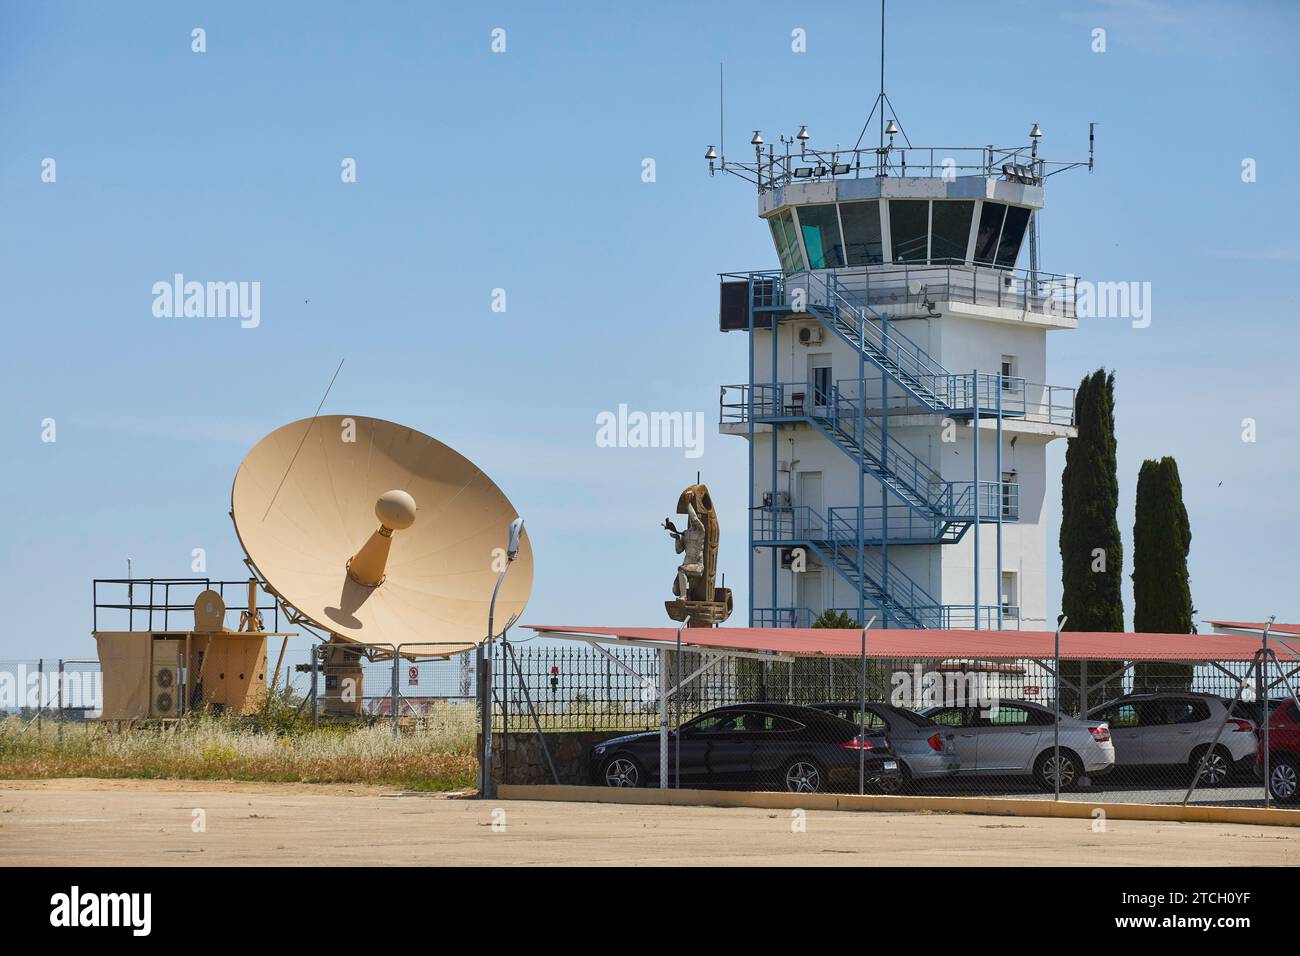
left=8, top=634, right=1300, bottom=810
left=487, top=638, right=1300, bottom=807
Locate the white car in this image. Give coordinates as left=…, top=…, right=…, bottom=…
left=920, top=700, right=1114, bottom=791
left=1087, top=693, right=1257, bottom=785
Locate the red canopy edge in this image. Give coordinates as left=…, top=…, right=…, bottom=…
left=525, top=625, right=1299, bottom=663
left=1206, top=620, right=1300, bottom=637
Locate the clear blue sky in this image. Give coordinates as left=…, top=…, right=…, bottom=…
left=2, top=0, right=1297, bottom=659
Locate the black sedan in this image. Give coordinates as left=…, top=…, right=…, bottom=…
left=590, top=703, right=900, bottom=793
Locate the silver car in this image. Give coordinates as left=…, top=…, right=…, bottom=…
left=920, top=699, right=1115, bottom=791
left=1087, top=693, right=1257, bottom=785
left=810, top=702, right=960, bottom=784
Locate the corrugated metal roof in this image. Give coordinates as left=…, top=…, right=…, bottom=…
left=526, top=625, right=1298, bottom=663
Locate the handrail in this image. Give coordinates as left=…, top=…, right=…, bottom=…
left=722, top=262, right=1077, bottom=321
left=726, top=382, right=1015, bottom=521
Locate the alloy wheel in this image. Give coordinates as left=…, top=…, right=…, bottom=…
left=1041, top=754, right=1076, bottom=789
left=1199, top=749, right=1229, bottom=786
left=1271, top=762, right=1298, bottom=801
left=785, top=761, right=822, bottom=793
left=604, top=757, right=640, bottom=788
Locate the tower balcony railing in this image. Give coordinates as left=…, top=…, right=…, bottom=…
left=721, top=376, right=1073, bottom=430
left=721, top=261, right=1077, bottom=322
left=737, top=143, right=1058, bottom=194
left=751, top=605, right=1012, bottom=630
left=728, top=384, right=1012, bottom=523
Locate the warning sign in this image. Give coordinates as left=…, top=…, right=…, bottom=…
left=408, top=665, right=419, bottom=687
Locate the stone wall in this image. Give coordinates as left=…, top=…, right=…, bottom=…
left=490, top=730, right=641, bottom=786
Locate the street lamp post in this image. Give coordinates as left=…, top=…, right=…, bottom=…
left=480, top=517, right=525, bottom=800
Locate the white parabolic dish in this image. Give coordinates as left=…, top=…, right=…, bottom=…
left=231, top=415, right=533, bottom=658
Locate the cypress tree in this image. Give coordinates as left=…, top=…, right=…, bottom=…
left=812, top=609, right=858, bottom=629
left=1058, top=369, right=1124, bottom=711
left=1132, top=456, right=1195, bottom=691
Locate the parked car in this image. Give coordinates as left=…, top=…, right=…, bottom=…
left=590, top=703, right=901, bottom=793
left=1087, top=693, right=1256, bottom=785
left=807, top=701, right=960, bottom=785
left=1255, top=698, right=1300, bottom=802
left=919, top=699, right=1113, bottom=791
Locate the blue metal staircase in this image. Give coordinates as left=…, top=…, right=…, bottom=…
left=751, top=504, right=999, bottom=629
left=748, top=382, right=1004, bottom=542
left=734, top=269, right=1017, bottom=630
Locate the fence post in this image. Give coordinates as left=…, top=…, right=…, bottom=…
left=658, top=647, right=668, bottom=790
left=858, top=627, right=867, bottom=795
left=37, top=659, right=43, bottom=737
left=57, top=659, right=64, bottom=745
left=479, top=643, right=495, bottom=799
left=310, top=644, right=319, bottom=727
left=1263, top=619, right=1273, bottom=809
left=1053, top=615, right=1065, bottom=801
left=674, top=629, right=682, bottom=789
left=391, top=647, right=400, bottom=739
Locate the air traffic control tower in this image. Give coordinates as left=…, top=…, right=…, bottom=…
left=711, top=115, right=1093, bottom=632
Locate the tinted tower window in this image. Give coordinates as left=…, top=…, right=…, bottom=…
left=930, top=201, right=975, bottom=262
left=995, top=206, right=1031, bottom=268
left=973, top=202, right=1006, bottom=265
left=889, top=200, right=929, bottom=262
left=796, top=204, right=845, bottom=269
left=839, top=201, right=884, bottom=265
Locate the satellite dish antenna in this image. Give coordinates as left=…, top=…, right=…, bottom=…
left=231, top=415, right=532, bottom=660
left=907, top=279, right=924, bottom=296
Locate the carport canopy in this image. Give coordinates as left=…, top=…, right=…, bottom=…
left=525, top=625, right=1300, bottom=663
left=520, top=626, right=1300, bottom=791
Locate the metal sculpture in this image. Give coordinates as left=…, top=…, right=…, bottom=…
left=663, top=483, right=732, bottom=627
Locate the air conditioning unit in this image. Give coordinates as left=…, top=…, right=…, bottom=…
left=762, top=491, right=792, bottom=509
left=151, top=639, right=182, bottom=718
left=797, top=325, right=824, bottom=346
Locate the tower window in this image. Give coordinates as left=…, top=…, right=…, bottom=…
left=1001, top=354, right=1017, bottom=389
left=768, top=209, right=805, bottom=274
left=839, top=201, right=883, bottom=265
left=888, top=200, right=929, bottom=262
left=973, top=202, right=1006, bottom=265
left=995, top=206, right=1031, bottom=268
left=1001, top=471, right=1018, bottom=519
left=930, top=201, right=974, bottom=263
left=795, top=204, right=845, bottom=269
left=1001, top=571, right=1019, bottom=617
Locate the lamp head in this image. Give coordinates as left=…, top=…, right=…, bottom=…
left=507, top=517, right=525, bottom=563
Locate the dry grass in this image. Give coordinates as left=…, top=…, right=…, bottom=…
left=0, top=705, right=478, bottom=791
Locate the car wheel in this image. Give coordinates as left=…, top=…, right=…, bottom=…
left=1269, top=756, right=1300, bottom=803
left=602, top=755, right=644, bottom=788
left=1190, top=745, right=1232, bottom=787
left=1035, top=750, right=1083, bottom=792
left=783, top=758, right=824, bottom=794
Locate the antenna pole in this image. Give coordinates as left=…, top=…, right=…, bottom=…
left=879, top=0, right=886, bottom=150
left=719, top=61, right=725, bottom=164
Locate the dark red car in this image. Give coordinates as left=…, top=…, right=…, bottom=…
left=1256, top=698, right=1300, bottom=802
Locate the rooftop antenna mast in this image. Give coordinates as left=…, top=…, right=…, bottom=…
left=852, top=0, right=911, bottom=171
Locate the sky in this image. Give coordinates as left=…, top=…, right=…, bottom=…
left=1, top=0, right=1298, bottom=661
